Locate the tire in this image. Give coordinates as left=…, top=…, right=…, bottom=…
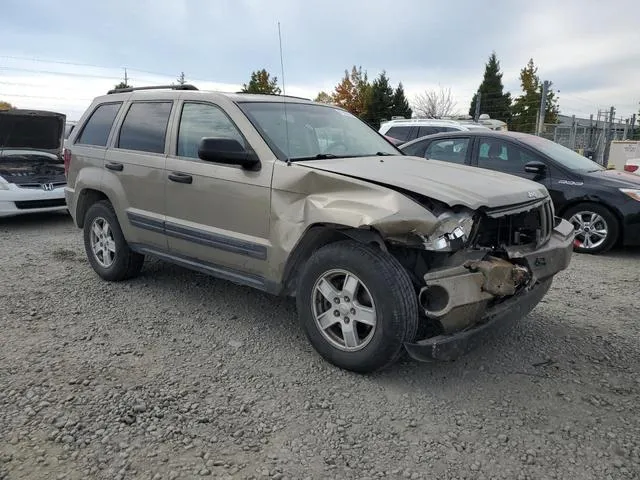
left=562, top=202, right=619, bottom=255
left=83, top=200, right=145, bottom=281
left=296, top=240, right=419, bottom=373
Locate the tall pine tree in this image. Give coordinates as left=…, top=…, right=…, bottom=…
left=469, top=52, right=512, bottom=123
left=363, top=71, right=394, bottom=128
left=510, top=58, right=559, bottom=133
left=391, top=82, right=412, bottom=119
left=241, top=69, right=281, bottom=95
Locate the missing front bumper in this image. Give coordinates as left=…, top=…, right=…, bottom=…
left=405, top=278, right=553, bottom=362
left=405, top=217, right=574, bottom=362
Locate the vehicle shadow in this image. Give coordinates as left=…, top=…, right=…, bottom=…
left=0, top=212, right=72, bottom=229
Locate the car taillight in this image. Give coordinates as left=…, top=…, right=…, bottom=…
left=63, top=148, right=71, bottom=177
left=624, top=164, right=638, bottom=173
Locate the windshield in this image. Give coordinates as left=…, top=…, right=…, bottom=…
left=518, top=134, right=604, bottom=172
left=237, top=101, right=400, bottom=161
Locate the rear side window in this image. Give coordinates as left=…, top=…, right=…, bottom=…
left=418, top=126, right=439, bottom=137
left=76, top=102, right=122, bottom=147
left=385, top=126, right=411, bottom=141
left=117, top=102, right=173, bottom=154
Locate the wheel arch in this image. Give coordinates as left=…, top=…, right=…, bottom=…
left=280, top=223, right=387, bottom=297
left=75, top=188, right=111, bottom=228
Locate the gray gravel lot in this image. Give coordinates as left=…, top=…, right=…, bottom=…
left=1, top=213, right=639, bottom=480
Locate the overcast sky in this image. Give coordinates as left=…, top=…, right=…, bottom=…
left=2, top=0, right=639, bottom=122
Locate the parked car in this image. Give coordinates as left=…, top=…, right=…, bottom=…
left=65, top=84, right=574, bottom=373
left=625, top=158, right=640, bottom=175
left=379, top=118, right=474, bottom=144
left=399, top=130, right=640, bottom=254
left=0, top=109, right=68, bottom=218
left=63, top=121, right=77, bottom=149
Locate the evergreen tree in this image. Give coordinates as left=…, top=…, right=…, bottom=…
left=241, top=69, right=281, bottom=95
left=511, top=58, right=559, bottom=133
left=363, top=71, right=394, bottom=128
left=468, top=51, right=512, bottom=123
left=390, top=82, right=412, bottom=118
left=314, top=91, right=334, bottom=104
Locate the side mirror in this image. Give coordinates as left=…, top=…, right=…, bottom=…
left=524, top=160, right=546, bottom=175
left=198, top=138, right=260, bottom=170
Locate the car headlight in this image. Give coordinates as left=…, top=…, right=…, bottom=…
left=620, top=188, right=640, bottom=202
left=416, top=211, right=475, bottom=252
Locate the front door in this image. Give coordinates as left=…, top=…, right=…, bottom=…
left=471, top=137, right=553, bottom=189
left=164, top=101, right=273, bottom=282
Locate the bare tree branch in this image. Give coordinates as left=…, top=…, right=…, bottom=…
left=412, top=86, right=457, bottom=118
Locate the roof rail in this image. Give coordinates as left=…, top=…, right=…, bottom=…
left=234, top=91, right=311, bottom=101
left=107, top=84, right=199, bottom=95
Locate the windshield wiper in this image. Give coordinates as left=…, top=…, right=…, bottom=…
left=289, top=153, right=341, bottom=161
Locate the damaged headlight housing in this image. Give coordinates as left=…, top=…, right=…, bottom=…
left=416, top=211, right=475, bottom=252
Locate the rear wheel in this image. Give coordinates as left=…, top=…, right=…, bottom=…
left=563, top=203, right=619, bottom=254
left=83, top=200, right=144, bottom=281
left=296, top=240, right=419, bottom=373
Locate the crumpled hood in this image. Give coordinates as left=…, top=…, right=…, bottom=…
left=0, top=109, right=66, bottom=156
left=295, top=155, right=549, bottom=210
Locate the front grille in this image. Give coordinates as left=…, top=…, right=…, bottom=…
left=16, top=182, right=66, bottom=190
left=14, top=199, right=67, bottom=210
left=475, top=199, right=554, bottom=249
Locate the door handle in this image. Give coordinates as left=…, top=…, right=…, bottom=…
left=105, top=162, right=123, bottom=172
left=168, top=172, right=193, bottom=184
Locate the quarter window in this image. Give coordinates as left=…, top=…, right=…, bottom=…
left=177, top=102, right=246, bottom=159
left=117, top=102, right=173, bottom=154
left=76, top=102, right=122, bottom=147
left=425, top=138, right=470, bottom=164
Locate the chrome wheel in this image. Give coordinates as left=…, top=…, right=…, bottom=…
left=89, top=216, right=116, bottom=268
left=311, top=269, right=377, bottom=352
left=569, top=211, right=608, bottom=250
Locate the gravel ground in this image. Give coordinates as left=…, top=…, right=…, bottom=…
left=1, top=213, right=639, bottom=480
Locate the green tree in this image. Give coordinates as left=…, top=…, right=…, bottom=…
left=332, top=66, right=370, bottom=118
left=314, top=91, right=334, bottom=104
left=241, top=69, right=281, bottom=95
left=390, top=82, right=412, bottom=119
left=113, top=81, right=131, bottom=89
left=0, top=101, right=14, bottom=111
left=363, top=71, right=395, bottom=128
left=510, top=58, right=559, bottom=133
left=468, top=51, right=512, bottom=123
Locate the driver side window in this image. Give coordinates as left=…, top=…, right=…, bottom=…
left=177, top=102, right=246, bottom=159
left=476, top=138, right=541, bottom=174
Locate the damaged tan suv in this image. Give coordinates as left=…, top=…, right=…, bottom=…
left=64, top=84, right=575, bottom=373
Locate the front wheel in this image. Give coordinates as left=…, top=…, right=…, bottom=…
left=563, top=203, right=619, bottom=254
left=296, top=240, right=419, bottom=373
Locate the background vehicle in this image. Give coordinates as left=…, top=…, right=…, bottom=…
left=379, top=118, right=475, bottom=144
left=399, top=130, right=640, bottom=254
left=0, top=109, right=68, bottom=218
left=65, top=85, right=573, bottom=373
left=625, top=158, right=640, bottom=175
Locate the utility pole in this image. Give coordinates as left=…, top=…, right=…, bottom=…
left=588, top=114, right=594, bottom=152
left=474, top=91, right=481, bottom=122
left=124, top=68, right=129, bottom=86
left=631, top=113, right=637, bottom=139
left=623, top=119, right=629, bottom=140
left=536, top=80, right=549, bottom=136
left=604, top=106, right=615, bottom=166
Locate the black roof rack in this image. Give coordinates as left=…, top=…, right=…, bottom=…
left=107, top=84, right=199, bottom=95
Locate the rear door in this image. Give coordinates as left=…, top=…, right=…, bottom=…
left=102, top=99, right=174, bottom=250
